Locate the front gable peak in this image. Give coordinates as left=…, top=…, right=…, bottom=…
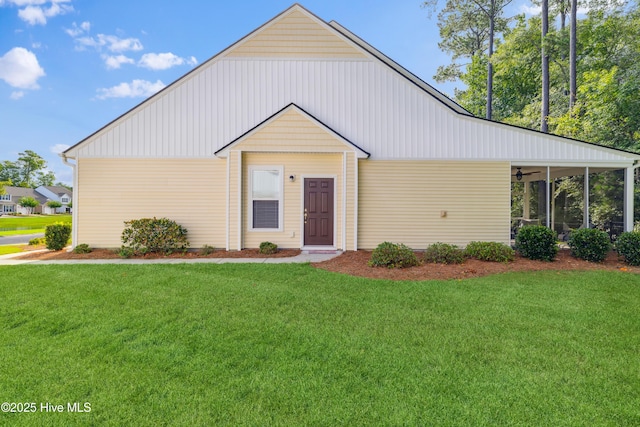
left=224, top=4, right=367, bottom=59
left=215, top=103, right=370, bottom=158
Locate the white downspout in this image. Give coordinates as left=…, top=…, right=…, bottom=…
left=60, top=154, right=77, bottom=248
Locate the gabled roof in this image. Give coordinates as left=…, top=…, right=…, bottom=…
left=215, top=103, right=370, bottom=158
left=1, top=186, right=47, bottom=204
left=62, top=3, right=640, bottom=166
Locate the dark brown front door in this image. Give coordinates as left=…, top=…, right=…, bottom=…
left=304, top=178, right=334, bottom=246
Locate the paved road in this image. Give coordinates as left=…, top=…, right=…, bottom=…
left=0, top=233, right=44, bottom=245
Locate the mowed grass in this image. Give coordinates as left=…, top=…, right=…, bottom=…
left=0, top=214, right=71, bottom=236
left=1, top=264, right=639, bottom=426
left=0, top=245, right=24, bottom=255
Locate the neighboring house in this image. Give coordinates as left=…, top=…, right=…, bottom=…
left=0, top=186, right=73, bottom=215
left=35, top=185, right=73, bottom=213
left=61, top=4, right=640, bottom=250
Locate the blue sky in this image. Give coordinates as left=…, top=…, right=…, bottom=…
left=0, top=0, right=535, bottom=185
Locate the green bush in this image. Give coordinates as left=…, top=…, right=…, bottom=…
left=121, top=217, right=189, bottom=255
left=424, top=242, right=466, bottom=264
left=369, top=242, right=420, bottom=268
left=568, top=228, right=612, bottom=262
left=200, top=245, right=215, bottom=255
left=73, top=243, right=92, bottom=254
left=259, top=241, right=278, bottom=255
left=515, top=225, right=558, bottom=261
left=616, top=231, right=640, bottom=266
left=118, top=246, right=135, bottom=259
left=44, top=222, right=72, bottom=251
left=465, top=241, right=515, bottom=262
left=28, top=237, right=45, bottom=246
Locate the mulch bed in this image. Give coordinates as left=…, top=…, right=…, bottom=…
left=312, top=249, right=640, bottom=281
left=14, top=247, right=301, bottom=261
left=12, top=246, right=639, bottom=281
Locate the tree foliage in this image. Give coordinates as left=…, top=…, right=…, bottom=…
left=0, top=150, right=54, bottom=188
left=18, top=196, right=39, bottom=215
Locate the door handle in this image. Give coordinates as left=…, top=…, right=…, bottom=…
left=304, top=209, right=308, bottom=224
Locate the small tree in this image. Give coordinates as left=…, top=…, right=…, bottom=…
left=18, top=196, right=39, bottom=215
left=46, top=200, right=62, bottom=213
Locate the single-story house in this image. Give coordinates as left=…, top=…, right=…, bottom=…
left=0, top=185, right=72, bottom=215
left=61, top=3, right=640, bottom=250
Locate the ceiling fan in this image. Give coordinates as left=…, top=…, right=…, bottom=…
left=512, top=167, right=541, bottom=181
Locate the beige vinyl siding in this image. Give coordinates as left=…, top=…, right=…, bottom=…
left=358, top=160, right=511, bottom=249
left=242, top=153, right=343, bottom=249
left=77, top=158, right=226, bottom=248
left=234, top=108, right=354, bottom=153
left=345, top=151, right=357, bottom=251
left=228, top=151, right=241, bottom=250
left=226, top=9, right=366, bottom=58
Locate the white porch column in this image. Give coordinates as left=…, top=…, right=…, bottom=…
left=624, top=166, right=634, bottom=232
left=546, top=167, right=551, bottom=228
left=583, top=167, right=590, bottom=228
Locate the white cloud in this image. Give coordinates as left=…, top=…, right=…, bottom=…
left=103, top=54, right=134, bottom=70
left=13, top=0, right=73, bottom=25
left=138, top=52, right=197, bottom=70
left=65, top=20, right=90, bottom=37
left=10, top=91, right=24, bottom=99
left=96, top=79, right=165, bottom=100
left=50, top=143, right=70, bottom=154
left=18, top=5, right=45, bottom=24
left=75, top=34, right=143, bottom=53
left=0, top=47, right=45, bottom=89
left=520, top=4, right=541, bottom=15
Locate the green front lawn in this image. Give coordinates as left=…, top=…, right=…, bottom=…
left=1, top=264, right=639, bottom=426
left=0, top=245, right=24, bottom=255
left=0, top=214, right=71, bottom=236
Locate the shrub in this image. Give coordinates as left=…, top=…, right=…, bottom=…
left=515, top=225, right=558, bottom=261
left=28, top=237, right=45, bottom=246
left=465, top=241, right=515, bottom=262
left=73, top=243, right=92, bottom=254
left=45, top=222, right=72, bottom=251
left=200, top=245, right=215, bottom=255
left=568, top=228, right=612, bottom=262
left=118, top=246, right=135, bottom=259
left=616, top=231, right=640, bottom=266
left=259, top=241, right=278, bottom=255
left=369, top=242, right=420, bottom=268
left=424, top=242, right=466, bottom=264
left=121, top=217, right=189, bottom=255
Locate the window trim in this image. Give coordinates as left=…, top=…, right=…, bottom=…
left=248, top=165, right=283, bottom=232
left=61, top=197, right=69, bottom=203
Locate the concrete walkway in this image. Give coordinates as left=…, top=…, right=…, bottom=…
left=0, top=250, right=342, bottom=266
left=0, top=233, right=44, bottom=245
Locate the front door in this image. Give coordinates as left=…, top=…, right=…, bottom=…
left=304, top=178, right=334, bottom=246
